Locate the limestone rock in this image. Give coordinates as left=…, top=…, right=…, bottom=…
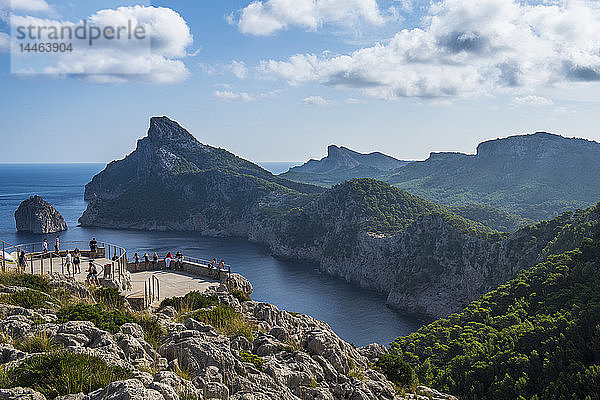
left=14, top=195, right=67, bottom=234
left=0, top=387, right=46, bottom=400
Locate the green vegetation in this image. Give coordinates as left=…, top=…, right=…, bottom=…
left=0, top=272, right=50, bottom=292
left=0, top=289, right=54, bottom=309
left=282, top=179, right=504, bottom=255
left=448, top=204, right=534, bottom=233
left=160, top=291, right=219, bottom=314
left=56, top=303, right=133, bottom=334
left=374, top=354, right=416, bottom=388
left=90, top=286, right=126, bottom=310
left=240, top=351, right=265, bottom=371
left=132, top=312, right=166, bottom=347
left=230, top=289, right=251, bottom=302
left=14, top=331, right=56, bottom=354
left=390, top=230, right=600, bottom=399
left=0, top=352, right=132, bottom=399
left=189, top=304, right=255, bottom=341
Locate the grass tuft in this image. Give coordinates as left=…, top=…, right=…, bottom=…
left=0, top=351, right=132, bottom=399
left=14, top=331, right=56, bottom=354
left=189, top=304, right=255, bottom=341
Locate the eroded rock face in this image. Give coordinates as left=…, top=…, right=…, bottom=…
left=14, top=196, right=67, bottom=234
left=0, top=387, right=46, bottom=400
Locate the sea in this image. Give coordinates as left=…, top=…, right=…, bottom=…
left=0, top=162, right=424, bottom=346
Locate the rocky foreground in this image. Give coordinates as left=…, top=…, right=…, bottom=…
left=0, top=274, right=455, bottom=400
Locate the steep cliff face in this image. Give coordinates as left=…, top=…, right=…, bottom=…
left=80, top=117, right=321, bottom=233
left=14, top=195, right=67, bottom=234
left=80, top=117, right=600, bottom=319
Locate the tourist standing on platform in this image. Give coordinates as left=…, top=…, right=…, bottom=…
left=217, top=259, right=226, bottom=279
left=144, top=253, right=149, bottom=270
left=42, top=238, right=48, bottom=254
left=134, top=253, right=140, bottom=271
left=87, top=260, right=99, bottom=285
left=54, top=235, right=60, bottom=255
left=65, top=251, right=72, bottom=275
left=152, top=252, right=158, bottom=269
left=18, top=250, right=26, bottom=270
left=73, top=249, right=81, bottom=274
left=89, top=238, right=98, bottom=259
left=165, top=253, right=172, bottom=269
left=176, top=251, right=183, bottom=269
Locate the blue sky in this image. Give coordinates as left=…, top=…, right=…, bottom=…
left=1, top=0, right=600, bottom=164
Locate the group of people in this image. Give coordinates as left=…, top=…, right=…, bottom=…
left=132, top=251, right=184, bottom=271
left=38, top=236, right=100, bottom=285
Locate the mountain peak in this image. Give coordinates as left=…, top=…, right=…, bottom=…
left=147, top=116, right=198, bottom=145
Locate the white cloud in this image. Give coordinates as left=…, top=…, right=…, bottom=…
left=0, top=0, right=50, bottom=12
left=259, top=0, right=600, bottom=99
left=0, top=32, right=8, bottom=53
left=302, top=95, right=336, bottom=106
left=214, top=90, right=255, bottom=102
left=230, top=60, right=248, bottom=78
left=512, top=95, right=553, bottom=106
left=9, top=6, right=193, bottom=84
left=344, top=97, right=362, bottom=104
left=236, top=0, right=385, bottom=36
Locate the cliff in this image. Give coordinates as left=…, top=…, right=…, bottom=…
left=14, top=196, right=67, bottom=234
left=80, top=117, right=600, bottom=319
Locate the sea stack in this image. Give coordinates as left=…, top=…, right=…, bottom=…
left=14, top=195, right=68, bottom=234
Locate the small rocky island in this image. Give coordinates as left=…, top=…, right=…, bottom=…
left=14, top=195, right=67, bottom=234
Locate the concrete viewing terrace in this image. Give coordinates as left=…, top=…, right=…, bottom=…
left=0, top=239, right=230, bottom=309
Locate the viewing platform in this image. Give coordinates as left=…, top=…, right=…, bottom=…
left=0, top=239, right=231, bottom=309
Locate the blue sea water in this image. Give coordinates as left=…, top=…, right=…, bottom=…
left=0, top=163, right=423, bottom=346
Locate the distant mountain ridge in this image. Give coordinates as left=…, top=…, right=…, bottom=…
left=282, top=132, right=600, bottom=222
left=280, top=145, right=409, bottom=186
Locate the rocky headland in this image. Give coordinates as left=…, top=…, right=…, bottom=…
left=14, top=196, right=67, bottom=234
left=78, top=117, right=600, bottom=319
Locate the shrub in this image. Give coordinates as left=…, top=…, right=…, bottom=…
left=189, top=304, right=255, bottom=341
left=231, top=289, right=251, bottom=302
left=132, top=313, right=166, bottom=348
left=0, top=351, right=132, bottom=399
left=0, top=272, right=50, bottom=293
left=56, top=303, right=132, bottom=334
left=0, top=289, right=53, bottom=309
left=160, top=292, right=219, bottom=314
left=14, top=331, right=55, bottom=354
left=240, top=351, right=264, bottom=371
left=90, top=286, right=126, bottom=310
left=375, top=354, right=416, bottom=388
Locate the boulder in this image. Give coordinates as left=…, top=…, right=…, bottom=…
left=14, top=195, right=67, bottom=234
left=226, top=274, right=253, bottom=295
left=86, top=379, right=164, bottom=400
left=0, top=387, right=46, bottom=400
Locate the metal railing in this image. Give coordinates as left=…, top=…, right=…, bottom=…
left=127, top=253, right=232, bottom=280
left=0, top=239, right=128, bottom=288
left=144, top=274, right=160, bottom=308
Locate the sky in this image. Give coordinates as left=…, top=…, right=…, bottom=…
left=1, top=0, right=600, bottom=164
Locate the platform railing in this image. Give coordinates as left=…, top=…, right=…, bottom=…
left=0, top=239, right=127, bottom=288
left=127, top=254, right=231, bottom=281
